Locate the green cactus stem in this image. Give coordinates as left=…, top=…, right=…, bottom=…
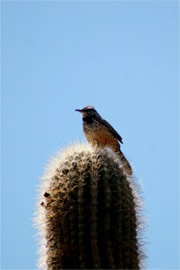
left=36, top=143, right=145, bottom=269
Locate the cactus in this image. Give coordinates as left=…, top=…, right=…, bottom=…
left=36, top=143, right=144, bottom=269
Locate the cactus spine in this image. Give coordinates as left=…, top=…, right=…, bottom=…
left=36, top=144, right=144, bottom=269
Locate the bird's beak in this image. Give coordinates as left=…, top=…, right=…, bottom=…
left=75, top=109, right=82, bottom=112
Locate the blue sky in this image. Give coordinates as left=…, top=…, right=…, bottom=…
left=1, top=1, right=179, bottom=269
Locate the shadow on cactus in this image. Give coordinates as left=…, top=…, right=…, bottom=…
left=35, top=143, right=145, bottom=269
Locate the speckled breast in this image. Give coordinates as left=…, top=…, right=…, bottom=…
left=83, top=122, right=117, bottom=147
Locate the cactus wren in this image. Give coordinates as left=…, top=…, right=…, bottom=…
left=75, top=106, right=132, bottom=175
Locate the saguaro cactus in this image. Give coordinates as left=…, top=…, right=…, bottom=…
left=36, top=144, right=144, bottom=269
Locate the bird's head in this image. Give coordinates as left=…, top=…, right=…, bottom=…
left=75, top=106, right=99, bottom=118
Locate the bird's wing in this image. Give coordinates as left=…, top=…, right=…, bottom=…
left=100, top=118, right=123, bottom=144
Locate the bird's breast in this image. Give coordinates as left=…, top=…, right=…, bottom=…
left=83, top=122, right=118, bottom=148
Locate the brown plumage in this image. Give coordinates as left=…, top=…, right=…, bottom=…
left=75, top=106, right=132, bottom=175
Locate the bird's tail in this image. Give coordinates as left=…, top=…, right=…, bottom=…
left=116, top=149, right=132, bottom=175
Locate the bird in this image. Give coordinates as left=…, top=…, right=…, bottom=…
left=75, top=105, right=132, bottom=175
